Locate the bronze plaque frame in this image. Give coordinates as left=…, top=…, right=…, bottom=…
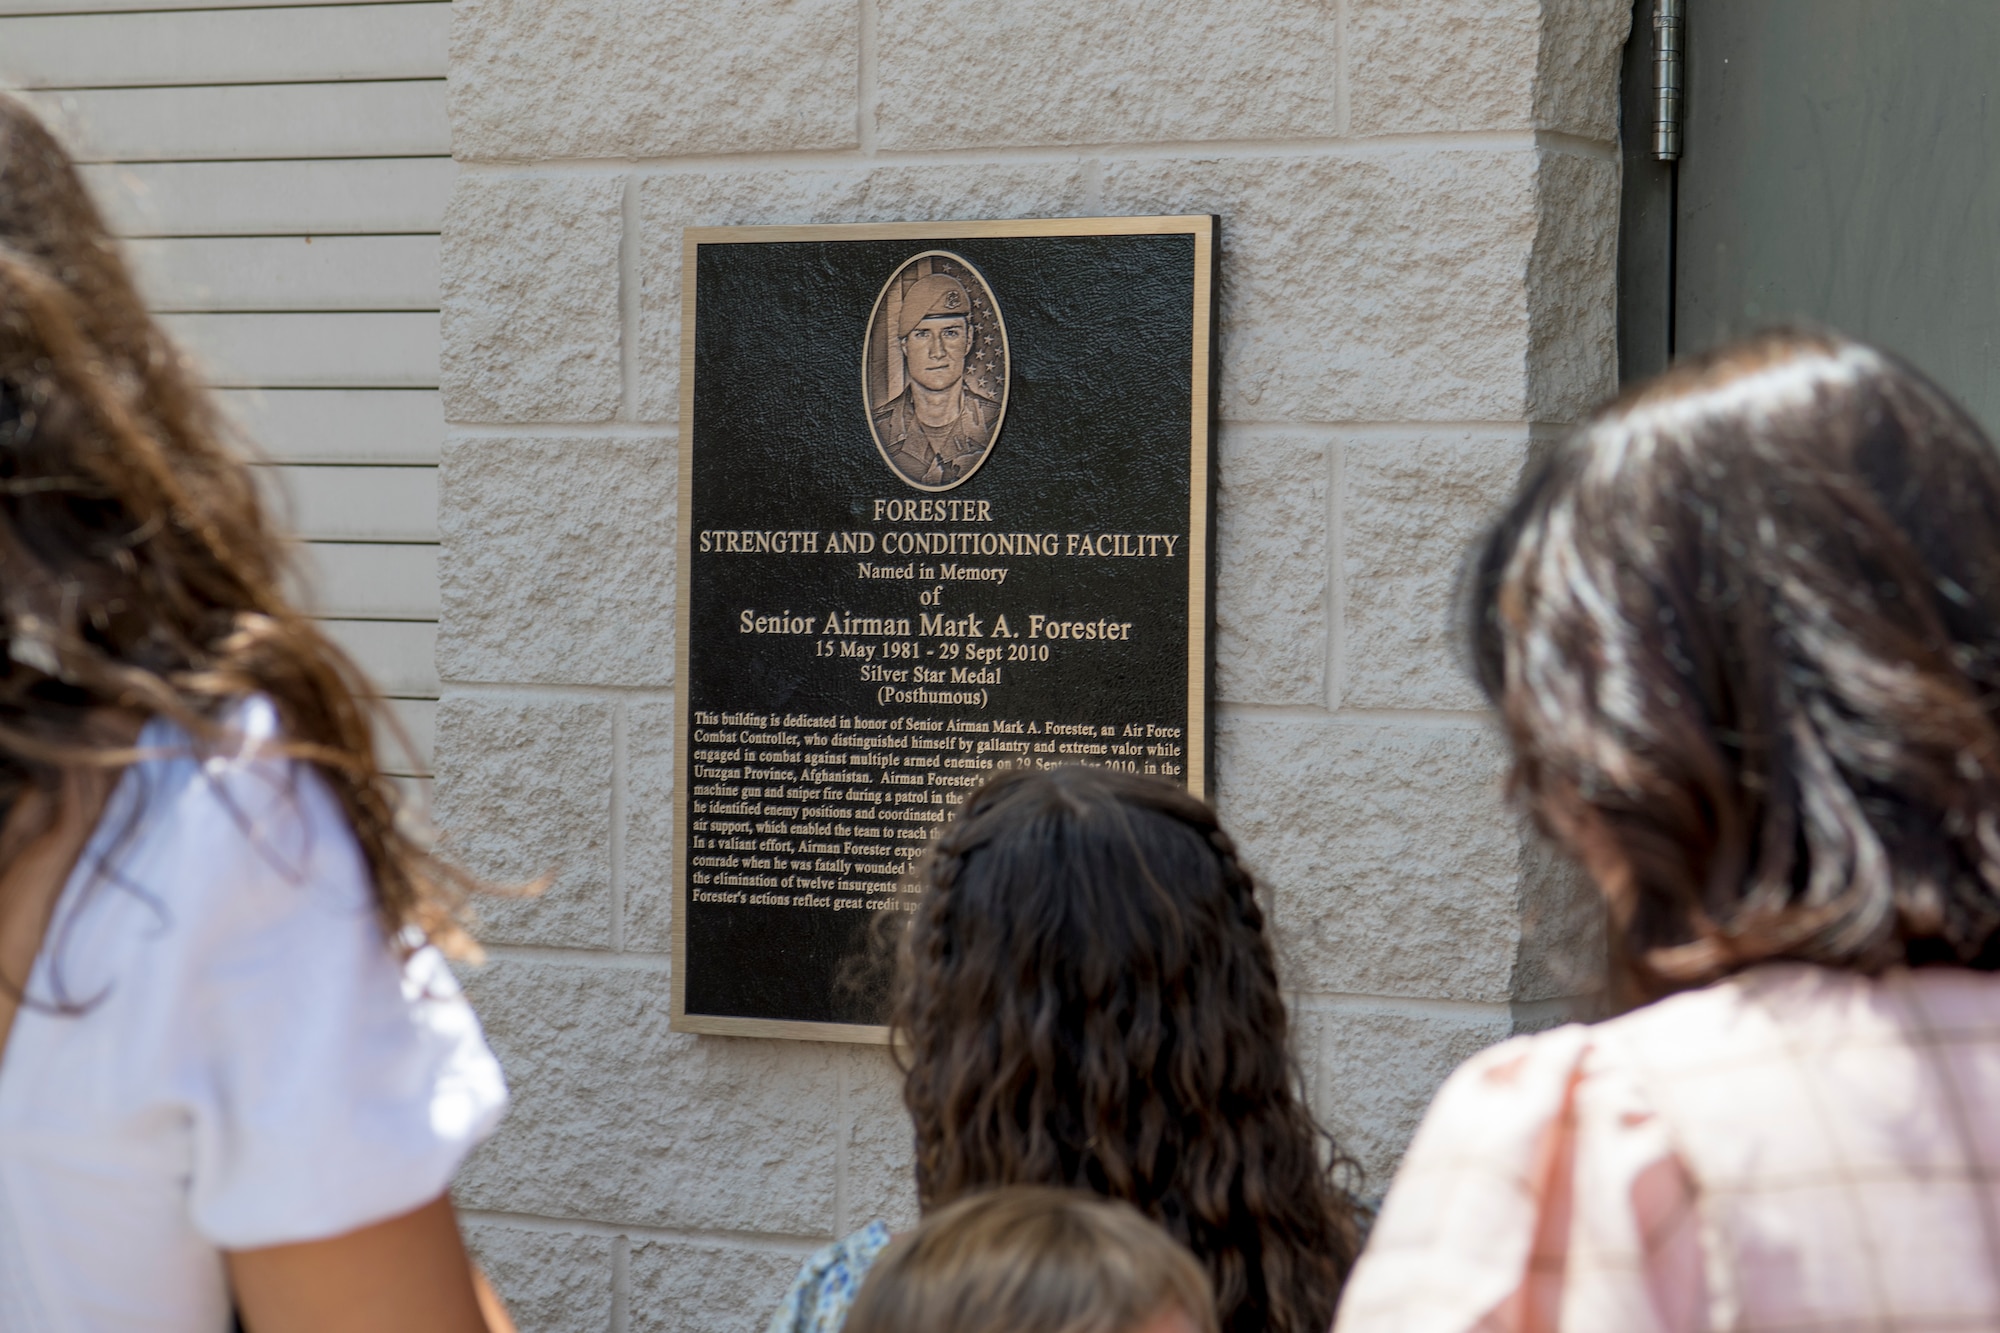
left=672, top=215, right=1216, bottom=1043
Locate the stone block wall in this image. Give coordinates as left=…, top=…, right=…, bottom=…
left=436, top=2, right=1629, bottom=1327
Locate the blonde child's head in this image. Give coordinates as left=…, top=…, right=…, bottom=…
left=844, top=1187, right=1218, bottom=1333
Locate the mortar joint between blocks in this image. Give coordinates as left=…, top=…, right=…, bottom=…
left=1326, top=436, right=1347, bottom=710
left=857, top=0, right=880, bottom=156
left=1334, top=0, right=1351, bottom=138
left=610, top=699, right=628, bottom=953
left=618, top=175, right=640, bottom=424
left=451, top=129, right=1557, bottom=177
left=833, top=1052, right=851, bottom=1235
left=611, top=1233, right=631, bottom=1333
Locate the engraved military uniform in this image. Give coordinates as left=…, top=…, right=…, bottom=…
left=873, top=384, right=999, bottom=486
left=872, top=272, right=998, bottom=486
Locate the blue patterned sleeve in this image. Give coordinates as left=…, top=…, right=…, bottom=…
left=766, top=1220, right=895, bottom=1333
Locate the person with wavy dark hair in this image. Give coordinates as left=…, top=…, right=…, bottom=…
left=1337, top=329, right=2000, bottom=1329
left=770, top=765, right=1360, bottom=1333
left=0, top=95, right=514, bottom=1330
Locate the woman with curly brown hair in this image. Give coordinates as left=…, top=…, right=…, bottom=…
left=0, top=96, right=512, bottom=1330
left=1338, top=330, right=2000, bottom=1329
left=770, top=765, right=1361, bottom=1333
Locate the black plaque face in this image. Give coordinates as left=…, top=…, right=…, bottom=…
left=672, top=216, right=1217, bottom=1042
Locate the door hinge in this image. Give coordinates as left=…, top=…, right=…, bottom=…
left=1652, top=0, right=1685, bottom=161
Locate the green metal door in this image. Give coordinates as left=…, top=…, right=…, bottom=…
left=1621, top=1, right=2000, bottom=430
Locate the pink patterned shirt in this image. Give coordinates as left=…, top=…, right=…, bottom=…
left=1335, top=964, right=2000, bottom=1332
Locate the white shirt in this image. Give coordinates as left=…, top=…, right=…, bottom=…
left=0, top=699, right=507, bottom=1332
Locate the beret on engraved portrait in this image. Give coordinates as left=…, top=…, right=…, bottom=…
left=863, top=250, right=1010, bottom=492
left=896, top=272, right=971, bottom=335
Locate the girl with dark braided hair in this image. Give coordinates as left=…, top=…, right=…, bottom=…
left=769, top=765, right=1361, bottom=1333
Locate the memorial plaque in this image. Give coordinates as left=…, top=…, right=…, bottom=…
left=671, top=217, right=1217, bottom=1042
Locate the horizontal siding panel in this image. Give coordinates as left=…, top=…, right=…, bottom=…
left=378, top=696, right=434, bottom=778
left=291, top=541, right=439, bottom=619
left=220, top=389, right=441, bottom=464
left=85, top=159, right=454, bottom=238
left=22, top=82, right=447, bottom=162
left=0, top=5, right=447, bottom=89
left=321, top=618, right=436, bottom=698
left=0, top=0, right=395, bottom=13
left=164, top=312, right=440, bottom=388
left=388, top=774, right=434, bottom=812
left=261, top=465, right=438, bottom=542
left=128, top=235, right=439, bottom=311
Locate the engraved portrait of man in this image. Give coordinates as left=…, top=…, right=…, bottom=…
left=864, top=253, right=1008, bottom=491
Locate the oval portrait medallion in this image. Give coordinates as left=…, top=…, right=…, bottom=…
left=862, top=250, right=1009, bottom=492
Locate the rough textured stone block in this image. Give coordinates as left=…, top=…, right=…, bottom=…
left=1341, top=433, right=1528, bottom=711
left=461, top=1222, right=613, bottom=1333
left=1513, top=833, right=1605, bottom=1004
left=438, top=437, right=677, bottom=687
left=841, top=1045, right=919, bottom=1233
left=1527, top=152, right=1620, bottom=423
left=623, top=699, right=677, bottom=954
left=875, top=0, right=1338, bottom=149
left=1216, top=714, right=1518, bottom=1001
left=1349, top=0, right=1625, bottom=140
left=1216, top=431, right=1328, bottom=707
left=442, top=175, right=622, bottom=423
left=448, top=0, right=856, bottom=161
left=1101, top=152, right=1537, bottom=423
left=435, top=695, right=613, bottom=948
left=630, top=1240, right=807, bottom=1333
left=1312, top=1004, right=1513, bottom=1191
left=1537, top=0, right=1631, bottom=141
left=636, top=164, right=1090, bottom=422
left=458, top=958, right=843, bottom=1234
left=1349, top=0, right=1539, bottom=135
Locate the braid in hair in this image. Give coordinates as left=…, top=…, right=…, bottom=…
left=1203, top=822, right=1267, bottom=930
left=891, top=765, right=1361, bottom=1333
